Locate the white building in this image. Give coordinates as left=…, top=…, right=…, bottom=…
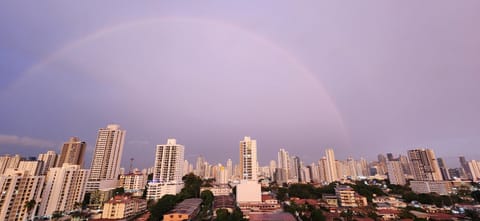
left=236, top=180, right=261, bottom=203
left=38, top=164, right=90, bottom=217
left=239, top=136, right=258, bottom=181
left=410, top=181, right=452, bottom=195
left=0, top=169, right=44, bottom=221
left=147, top=139, right=184, bottom=201
left=87, top=124, right=126, bottom=192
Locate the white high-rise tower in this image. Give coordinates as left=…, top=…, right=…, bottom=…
left=86, top=124, right=126, bottom=192
left=239, top=136, right=258, bottom=181
left=147, top=139, right=185, bottom=200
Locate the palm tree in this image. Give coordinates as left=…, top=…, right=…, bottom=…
left=24, top=199, right=36, bottom=221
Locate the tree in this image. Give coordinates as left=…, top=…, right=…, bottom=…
left=311, top=208, right=326, bottom=221
left=180, top=173, right=202, bottom=199
left=113, top=187, right=125, bottom=196
left=24, top=199, right=36, bottom=221
left=201, top=190, right=214, bottom=210
left=215, top=209, right=230, bottom=221
left=149, top=194, right=179, bottom=221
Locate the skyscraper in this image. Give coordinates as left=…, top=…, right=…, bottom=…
left=325, top=148, right=338, bottom=183
left=277, top=148, right=290, bottom=180
left=57, top=137, right=86, bottom=168
left=239, top=136, right=258, bottom=181
left=407, top=148, right=443, bottom=181
left=459, top=156, right=473, bottom=179
left=86, top=124, right=126, bottom=192
left=147, top=139, right=184, bottom=200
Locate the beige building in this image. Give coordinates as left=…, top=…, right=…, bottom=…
left=335, top=185, right=367, bottom=207
left=38, top=164, right=90, bottom=217
left=57, top=137, right=86, bottom=168
left=37, top=150, right=58, bottom=175
left=87, top=124, right=126, bottom=192
left=408, top=148, right=443, bottom=181
left=0, top=154, right=21, bottom=174
left=387, top=160, right=406, bottom=185
left=119, top=169, right=147, bottom=197
left=239, top=136, right=258, bottom=181
left=163, top=198, right=202, bottom=221
left=102, top=195, right=147, bottom=219
left=0, top=169, right=44, bottom=221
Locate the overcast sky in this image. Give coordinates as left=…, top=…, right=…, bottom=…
left=1, top=1, right=479, bottom=169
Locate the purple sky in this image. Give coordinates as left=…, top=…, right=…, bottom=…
left=1, top=1, right=479, bottom=169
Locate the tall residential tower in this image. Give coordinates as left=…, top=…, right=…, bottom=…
left=86, top=124, right=126, bottom=192
left=146, top=139, right=185, bottom=200
left=239, top=136, right=258, bottom=181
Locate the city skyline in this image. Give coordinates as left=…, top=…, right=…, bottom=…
left=1, top=1, right=480, bottom=170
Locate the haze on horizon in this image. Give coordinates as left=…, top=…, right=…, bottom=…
left=1, top=1, right=479, bottom=169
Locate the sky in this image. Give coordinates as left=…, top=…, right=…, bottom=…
left=1, top=1, right=479, bottom=169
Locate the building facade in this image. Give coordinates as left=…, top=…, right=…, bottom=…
left=86, top=124, right=126, bottom=192
left=38, top=164, right=90, bottom=217
left=0, top=170, right=44, bottom=221
left=147, top=139, right=184, bottom=200
left=239, top=136, right=258, bottom=181
left=57, top=137, right=86, bottom=168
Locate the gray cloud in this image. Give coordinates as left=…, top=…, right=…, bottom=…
left=0, top=134, right=56, bottom=148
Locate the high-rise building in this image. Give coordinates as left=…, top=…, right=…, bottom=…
left=277, top=149, right=290, bottom=180
left=57, top=137, right=86, bottom=168
left=38, top=164, right=89, bottom=217
left=226, top=159, right=233, bottom=180
left=437, top=158, right=451, bottom=180
left=147, top=139, right=184, bottom=201
left=468, top=160, right=480, bottom=181
left=407, top=148, right=443, bottom=181
left=460, top=156, right=473, bottom=180
left=325, top=148, right=338, bottom=183
left=37, top=151, right=57, bottom=175
left=86, top=124, right=126, bottom=192
left=0, top=169, right=44, bottom=221
left=239, top=136, right=258, bottom=181
left=387, top=160, right=406, bottom=185
left=292, top=156, right=301, bottom=182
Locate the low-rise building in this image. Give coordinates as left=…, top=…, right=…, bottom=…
left=200, top=184, right=232, bottom=196
left=163, top=198, right=202, bottom=221
left=101, top=195, right=147, bottom=219
left=119, top=169, right=147, bottom=197
left=410, top=181, right=452, bottom=195
left=335, top=185, right=367, bottom=207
